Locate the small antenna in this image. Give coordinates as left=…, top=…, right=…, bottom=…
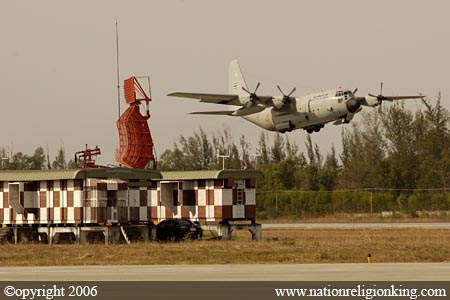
left=116, top=19, right=121, bottom=119
left=217, top=149, right=230, bottom=170
left=46, top=144, right=51, bottom=170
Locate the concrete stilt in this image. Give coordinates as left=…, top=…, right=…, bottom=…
left=8, top=225, right=150, bottom=244
left=217, top=223, right=262, bottom=241
left=13, top=227, right=18, bottom=245
left=49, top=227, right=54, bottom=245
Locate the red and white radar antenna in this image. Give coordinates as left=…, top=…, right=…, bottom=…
left=116, top=76, right=155, bottom=169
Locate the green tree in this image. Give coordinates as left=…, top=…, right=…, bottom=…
left=29, top=147, right=46, bottom=170
left=305, top=134, right=316, bottom=166
left=52, top=147, right=67, bottom=170
left=157, top=147, right=186, bottom=171
left=285, top=136, right=303, bottom=164
left=419, top=93, right=450, bottom=158
left=340, top=110, right=386, bottom=188
left=239, top=134, right=251, bottom=168
left=257, top=132, right=270, bottom=165
left=320, top=145, right=340, bottom=191
left=271, top=133, right=285, bottom=163
left=6, top=152, right=29, bottom=170
left=381, top=102, right=418, bottom=189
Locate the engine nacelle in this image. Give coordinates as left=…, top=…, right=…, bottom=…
left=362, top=95, right=379, bottom=107
left=238, top=94, right=252, bottom=106
left=271, top=96, right=285, bottom=109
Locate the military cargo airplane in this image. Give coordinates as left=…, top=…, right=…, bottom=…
left=168, top=60, right=423, bottom=134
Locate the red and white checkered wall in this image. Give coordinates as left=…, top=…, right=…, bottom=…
left=0, top=177, right=257, bottom=225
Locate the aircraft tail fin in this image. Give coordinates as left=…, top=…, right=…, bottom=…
left=228, top=60, right=248, bottom=94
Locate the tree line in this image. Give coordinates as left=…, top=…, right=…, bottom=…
left=0, top=146, right=73, bottom=170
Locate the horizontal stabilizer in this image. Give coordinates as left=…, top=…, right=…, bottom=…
left=168, top=92, right=239, bottom=105
left=232, top=105, right=266, bottom=116
left=190, top=110, right=235, bottom=116
left=189, top=105, right=266, bottom=117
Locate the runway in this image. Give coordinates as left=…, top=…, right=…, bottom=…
left=200, top=222, right=450, bottom=231
left=262, top=222, right=450, bottom=229
left=1, top=263, right=450, bottom=281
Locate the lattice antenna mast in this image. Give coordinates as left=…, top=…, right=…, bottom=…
left=0, top=157, right=8, bottom=169
left=1, top=145, right=12, bottom=169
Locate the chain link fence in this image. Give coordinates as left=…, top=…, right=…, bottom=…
left=256, top=188, right=450, bottom=219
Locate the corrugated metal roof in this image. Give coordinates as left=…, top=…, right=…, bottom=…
left=0, top=168, right=262, bottom=182
left=0, top=168, right=161, bottom=181
left=160, top=169, right=263, bottom=181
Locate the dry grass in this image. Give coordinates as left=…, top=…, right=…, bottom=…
left=1, top=228, right=450, bottom=266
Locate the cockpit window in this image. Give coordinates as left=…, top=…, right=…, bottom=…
left=336, top=90, right=353, bottom=97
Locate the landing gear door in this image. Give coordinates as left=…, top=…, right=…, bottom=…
left=304, top=100, right=311, bottom=121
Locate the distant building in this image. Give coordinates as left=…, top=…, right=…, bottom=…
left=157, top=170, right=262, bottom=222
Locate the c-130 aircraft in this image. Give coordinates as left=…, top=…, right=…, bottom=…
left=168, top=60, right=423, bottom=134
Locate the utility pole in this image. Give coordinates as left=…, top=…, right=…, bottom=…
left=370, top=189, right=373, bottom=217
left=250, top=152, right=261, bottom=169
left=275, top=191, right=278, bottom=215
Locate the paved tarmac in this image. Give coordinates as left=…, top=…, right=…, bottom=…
left=262, top=222, right=450, bottom=229
left=1, top=263, right=449, bottom=281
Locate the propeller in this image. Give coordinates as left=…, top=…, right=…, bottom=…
left=368, top=82, right=385, bottom=113
left=242, top=82, right=260, bottom=103
left=277, top=85, right=296, bottom=105
left=368, top=82, right=384, bottom=99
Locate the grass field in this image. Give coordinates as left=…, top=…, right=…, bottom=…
left=1, top=228, right=449, bottom=266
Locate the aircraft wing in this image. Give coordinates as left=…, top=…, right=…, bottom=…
left=382, top=95, right=424, bottom=101
left=167, top=92, right=241, bottom=105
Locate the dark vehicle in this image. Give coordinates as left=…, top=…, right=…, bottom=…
left=156, top=219, right=202, bottom=241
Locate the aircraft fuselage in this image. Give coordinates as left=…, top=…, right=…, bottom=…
left=243, top=89, right=352, bottom=133
left=168, top=60, right=423, bottom=133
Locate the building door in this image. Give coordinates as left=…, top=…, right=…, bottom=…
left=234, top=181, right=245, bottom=219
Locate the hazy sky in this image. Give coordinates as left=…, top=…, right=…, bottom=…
left=1, top=0, right=449, bottom=165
